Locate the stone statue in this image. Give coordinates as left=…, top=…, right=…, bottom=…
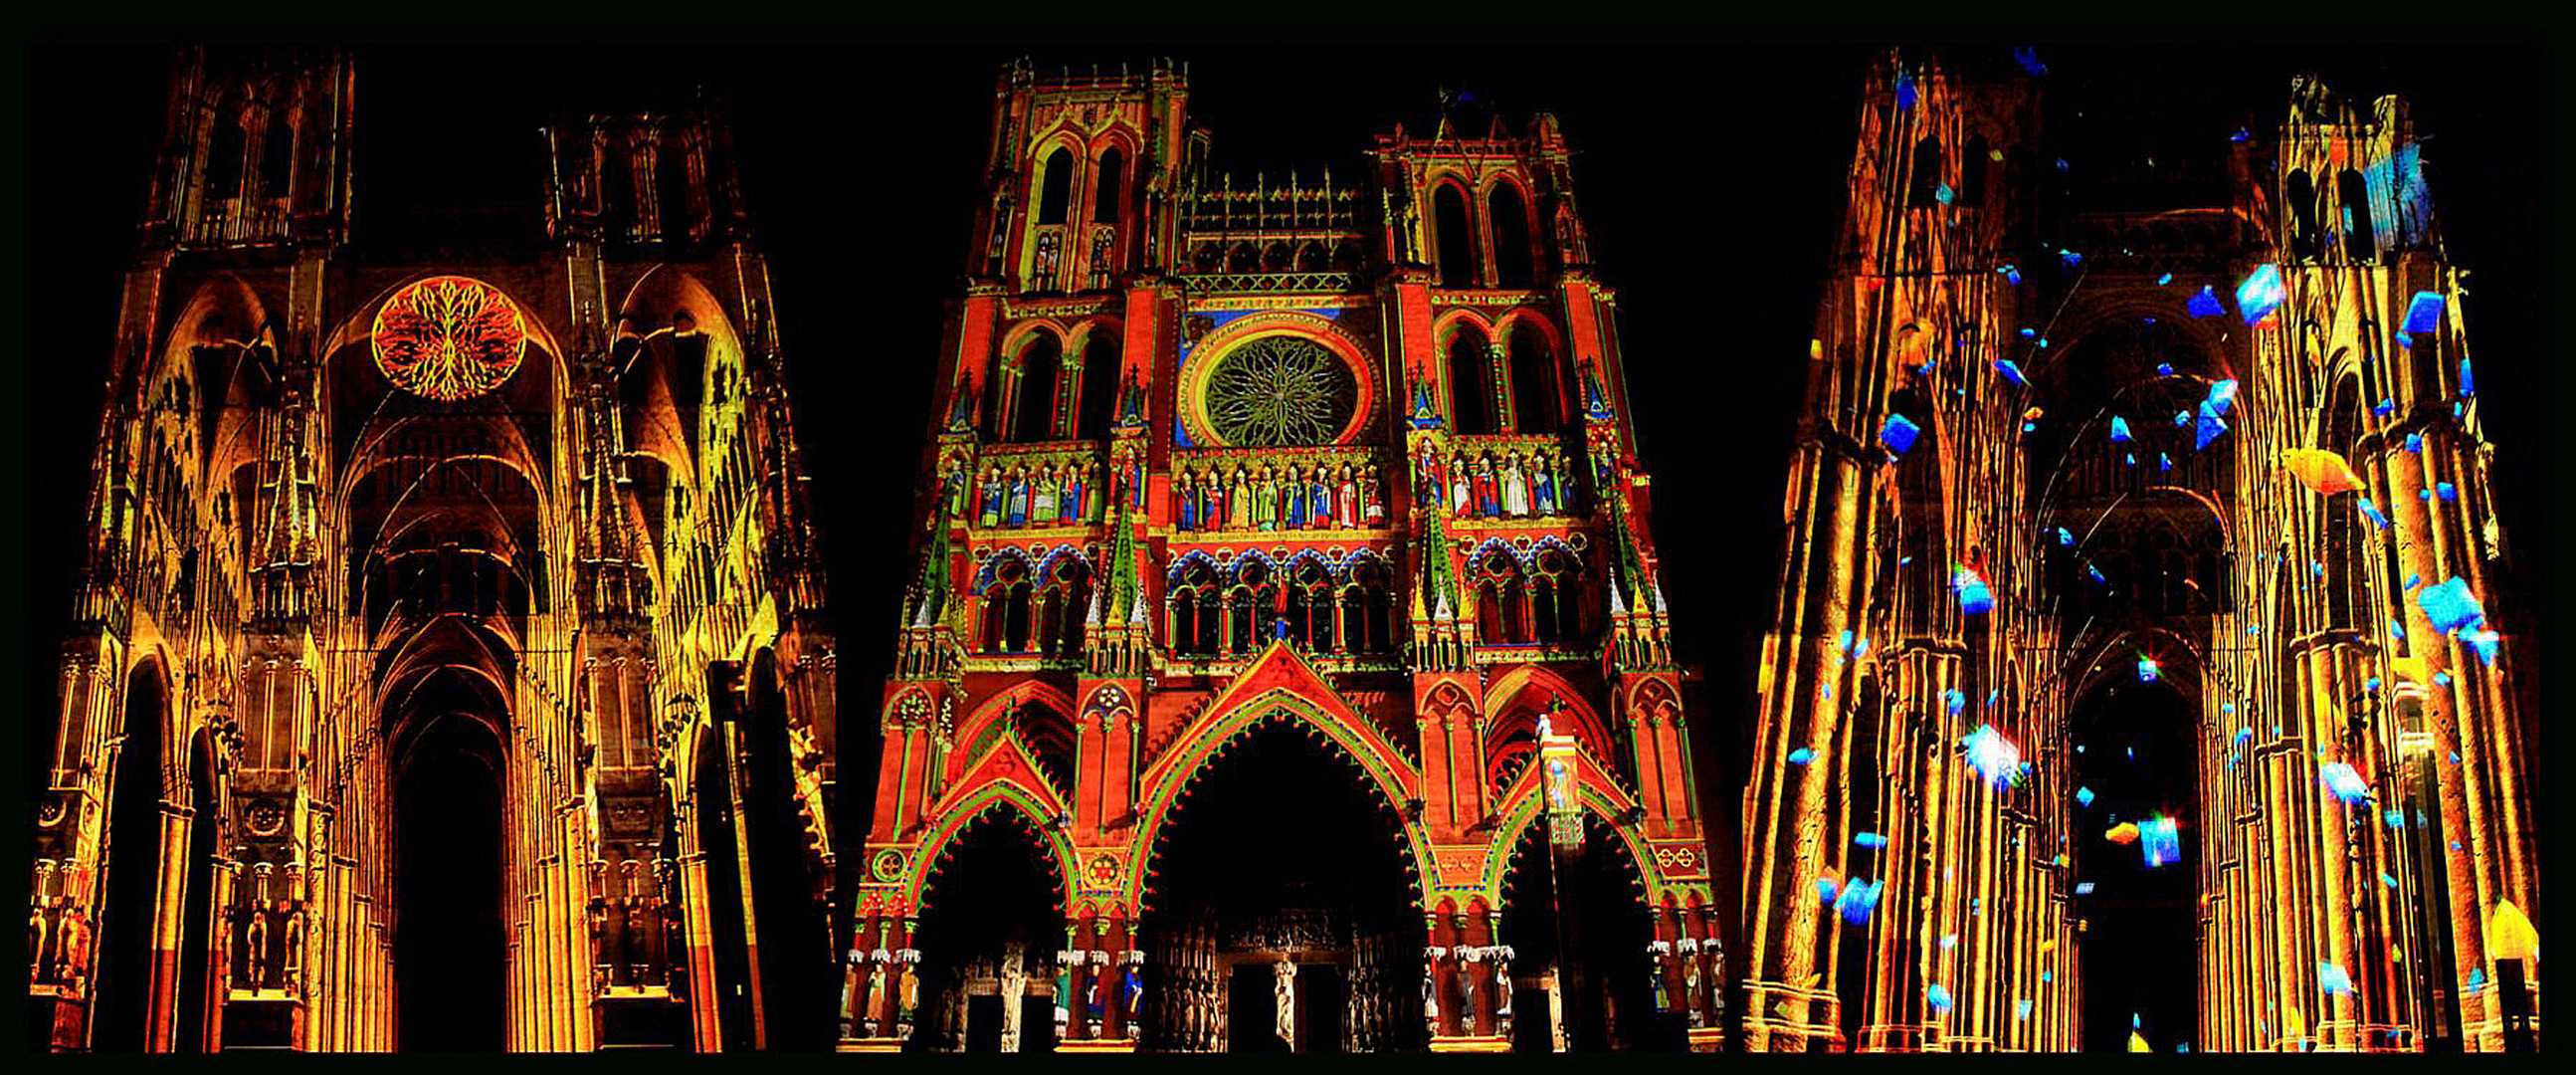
left=1501, top=454, right=1531, bottom=518
left=1274, top=959, right=1297, bottom=1048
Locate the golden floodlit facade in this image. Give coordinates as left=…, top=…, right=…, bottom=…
left=26, top=47, right=841, bottom=1051
left=1739, top=53, right=2538, bottom=1053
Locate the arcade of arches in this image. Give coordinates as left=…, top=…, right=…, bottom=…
left=30, top=48, right=839, bottom=1051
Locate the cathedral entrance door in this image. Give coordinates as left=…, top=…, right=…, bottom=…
left=392, top=712, right=505, bottom=1051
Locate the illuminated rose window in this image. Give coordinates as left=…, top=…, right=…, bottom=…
left=371, top=276, right=527, bottom=401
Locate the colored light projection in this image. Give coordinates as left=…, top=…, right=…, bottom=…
left=371, top=276, right=526, bottom=401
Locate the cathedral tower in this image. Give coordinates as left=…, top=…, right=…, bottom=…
left=848, top=60, right=1723, bottom=1054
left=27, top=47, right=839, bottom=1052
left=1739, top=50, right=2536, bottom=1053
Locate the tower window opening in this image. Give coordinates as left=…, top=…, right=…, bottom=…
left=1036, top=147, right=1075, bottom=226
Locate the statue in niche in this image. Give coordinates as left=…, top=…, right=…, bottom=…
left=1308, top=470, right=1332, bottom=529
left=1501, top=453, right=1531, bottom=518
left=1252, top=467, right=1280, bottom=531
left=1227, top=469, right=1253, bottom=531
left=1283, top=465, right=1306, bottom=528
left=1061, top=464, right=1085, bottom=522
left=1032, top=466, right=1060, bottom=525
left=1413, top=443, right=1441, bottom=507
left=56, top=907, right=88, bottom=991
left=1177, top=468, right=1199, bottom=531
left=1033, top=230, right=1062, bottom=288
left=1681, top=941, right=1704, bottom=1026
left=1084, top=461, right=1104, bottom=521
left=1473, top=454, right=1500, bottom=518
left=1274, top=960, right=1296, bottom=1047
left=28, top=904, right=47, bottom=983
left=244, top=906, right=270, bottom=990
left=1455, top=948, right=1478, bottom=1034
left=628, top=896, right=658, bottom=984
left=1334, top=465, right=1359, bottom=528
left=1007, top=467, right=1031, bottom=527
left=1363, top=464, right=1387, bottom=526
left=282, top=909, right=303, bottom=993
left=1533, top=454, right=1557, bottom=515
left=1450, top=454, right=1473, bottom=514
left=1421, top=951, right=1442, bottom=1040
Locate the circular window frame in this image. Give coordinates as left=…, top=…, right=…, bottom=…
left=1179, top=313, right=1376, bottom=448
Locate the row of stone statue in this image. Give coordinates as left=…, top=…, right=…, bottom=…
left=977, top=460, right=1108, bottom=529
left=1174, top=461, right=1389, bottom=533
left=1414, top=446, right=1577, bottom=520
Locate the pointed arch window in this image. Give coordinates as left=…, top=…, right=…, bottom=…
left=1907, top=136, right=1944, bottom=207
left=982, top=555, right=1034, bottom=653
left=1011, top=333, right=1061, bottom=442
left=1036, top=147, right=1076, bottom=226
left=1342, top=555, right=1396, bottom=654
left=258, top=108, right=294, bottom=200
left=1433, top=182, right=1479, bottom=288
left=1036, top=557, right=1090, bottom=656
left=1505, top=323, right=1561, bottom=433
left=1448, top=325, right=1496, bottom=435
left=1489, top=182, right=1536, bottom=288
left=206, top=104, right=247, bottom=203
left=1170, top=560, right=1222, bottom=658
left=1959, top=135, right=1990, bottom=207
left=1287, top=558, right=1337, bottom=653
left=2337, top=168, right=2376, bottom=262
left=2286, top=169, right=2321, bottom=262
left=1228, top=558, right=1276, bottom=655
left=1076, top=330, right=1121, bottom=440
left=1529, top=545, right=1584, bottom=644
left=1093, top=146, right=1124, bottom=221
left=1476, top=548, right=1530, bottom=644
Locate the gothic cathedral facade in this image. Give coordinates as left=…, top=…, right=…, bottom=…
left=1739, top=54, right=2536, bottom=1053
left=848, top=61, right=1721, bottom=1053
left=27, top=48, right=842, bottom=1050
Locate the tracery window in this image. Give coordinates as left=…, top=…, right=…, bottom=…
left=1433, top=182, right=1478, bottom=288
left=1201, top=335, right=1357, bottom=448
left=1011, top=333, right=1061, bottom=443
left=1489, top=182, right=1535, bottom=289
left=1227, top=557, right=1276, bottom=654
left=1475, top=548, right=1530, bottom=645
left=1448, top=325, right=1496, bottom=435
left=1505, top=323, right=1559, bottom=433
left=1286, top=558, right=1336, bottom=653
left=1529, top=545, right=1584, bottom=644
left=1035, top=556, right=1090, bottom=657
left=1340, top=554, right=1397, bottom=654
left=1076, top=331, right=1121, bottom=440
left=1908, top=136, right=1943, bottom=207
left=981, top=554, right=1034, bottom=654
left=1093, top=146, right=1123, bottom=221
left=1036, top=147, right=1075, bottom=226
left=1170, top=560, right=1222, bottom=657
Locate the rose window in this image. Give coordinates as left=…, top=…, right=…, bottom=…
left=1201, top=335, right=1358, bottom=447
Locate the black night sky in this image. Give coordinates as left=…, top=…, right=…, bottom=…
left=10, top=34, right=2548, bottom=1041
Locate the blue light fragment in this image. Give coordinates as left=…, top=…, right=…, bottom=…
left=2157, top=362, right=2175, bottom=375
left=2403, top=291, right=2445, bottom=333
left=2014, top=46, right=2047, bottom=77
left=1896, top=70, right=1917, bottom=108
left=2077, top=786, right=2095, bottom=806
left=2417, top=577, right=2485, bottom=635
left=2377, top=398, right=2398, bottom=418
left=2236, top=265, right=2285, bottom=324
left=2125, top=453, right=2136, bottom=466
left=1958, top=578, right=1994, bottom=614
left=1881, top=414, right=1922, bottom=454
left=1788, top=748, right=1814, bottom=765
left=1945, top=688, right=1966, bottom=717
left=1936, top=182, right=1955, bottom=205
left=2196, top=401, right=2228, bottom=449
left=2438, top=482, right=2458, bottom=501
left=2406, top=432, right=2423, bottom=453
left=1994, top=358, right=2027, bottom=386
left=2056, top=527, right=2074, bottom=545
left=2075, top=882, right=2094, bottom=895
left=2087, top=564, right=2106, bottom=583
left=2462, top=625, right=2499, bottom=664
left=2018, top=998, right=2035, bottom=1020
left=2187, top=286, right=2225, bottom=318
left=2110, top=416, right=2132, bottom=443
left=2158, top=452, right=2172, bottom=472
left=2384, top=809, right=2405, bottom=828
left=1817, top=877, right=1838, bottom=901
left=2137, top=657, right=2160, bottom=682
left=2318, top=963, right=2355, bottom=995
left=2365, top=677, right=2382, bottom=692
left=2358, top=499, right=2390, bottom=528
left=2061, top=249, right=2082, bottom=269
left=2020, top=326, right=2037, bottom=338
left=2460, top=358, right=2475, bottom=397
left=1855, top=832, right=1887, bottom=848
left=2001, top=264, right=2022, bottom=285
left=2158, top=273, right=2174, bottom=286
left=1837, top=878, right=1882, bottom=924
left=2206, top=378, right=2239, bottom=416
left=1927, top=984, right=1954, bottom=1015
left=2381, top=872, right=2399, bottom=888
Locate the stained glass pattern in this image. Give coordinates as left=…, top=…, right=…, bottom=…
left=371, top=276, right=526, bottom=401
left=1201, top=335, right=1356, bottom=447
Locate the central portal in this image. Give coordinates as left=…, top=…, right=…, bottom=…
left=1138, top=718, right=1421, bottom=1052
left=392, top=713, right=505, bottom=1052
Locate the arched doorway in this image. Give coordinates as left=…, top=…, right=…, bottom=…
left=740, top=652, right=834, bottom=1049
left=392, top=712, right=505, bottom=1052
left=92, top=661, right=167, bottom=1051
left=1136, top=717, right=1421, bottom=1053
left=173, top=730, right=219, bottom=1052
left=692, top=722, right=755, bottom=1051
left=2069, top=665, right=2201, bottom=1052
left=1498, top=811, right=1671, bottom=1052
left=907, top=807, right=1064, bottom=1053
